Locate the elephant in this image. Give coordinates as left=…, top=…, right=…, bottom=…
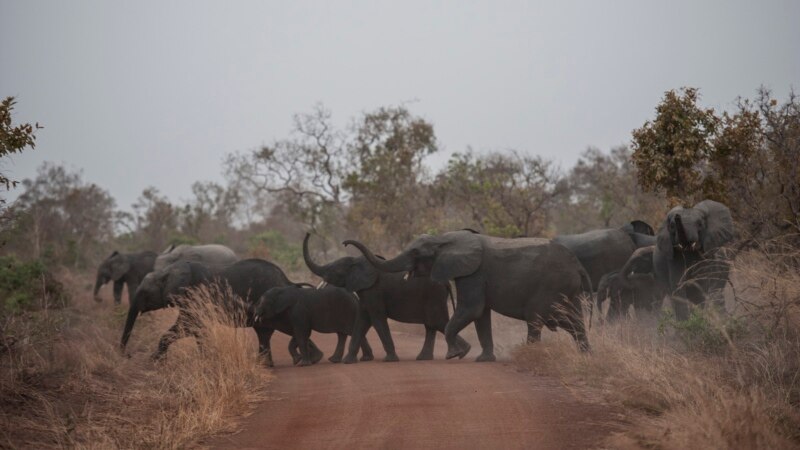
left=344, top=230, right=593, bottom=361
left=653, top=200, right=734, bottom=320
left=553, top=220, right=655, bottom=291
left=120, top=258, right=322, bottom=365
left=303, top=233, right=471, bottom=364
left=153, top=243, right=238, bottom=271
left=596, top=246, right=664, bottom=321
left=254, top=285, right=374, bottom=366
left=93, top=250, right=157, bottom=304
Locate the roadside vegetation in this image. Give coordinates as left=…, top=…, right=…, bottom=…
left=0, top=86, right=797, bottom=448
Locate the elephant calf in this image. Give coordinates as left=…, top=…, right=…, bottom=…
left=597, top=246, right=665, bottom=321
left=255, top=285, right=374, bottom=366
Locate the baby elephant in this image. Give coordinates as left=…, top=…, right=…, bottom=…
left=255, top=285, right=374, bottom=366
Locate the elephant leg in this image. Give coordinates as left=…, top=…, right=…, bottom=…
left=255, top=327, right=275, bottom=367
left=445, top=277, right=485, bottom=360
left=526, top=321, right=542, bottom=343
left=152, top=312, right=194, bottom=360
left=113, top=280, right=125, bottom=305
left=557, top=305, right=590, bottom=353
left=435, top=324, right=471, bottom=358
left=288, top=337, right=301, bottom=365
left=152, top=323, right=181, bottom=360
left=308, top=339, right=324, bottom=365
left=359, top=334, right=374, bottom=361
left=671, top=293, right=692, bottom=321
left=329, top=333, right=346, bottom=363
left=473, top=308, right=496, bottom=362
left=416, top=326, right=436, bottom=360
left=344, top=309, right=371, bottom=364
left=371, top=316, right=399, bottom=362
left=295, top=328, right=313, bottom=366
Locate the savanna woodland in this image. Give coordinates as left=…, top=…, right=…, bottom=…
left=1, top=86, right=799, bottom=448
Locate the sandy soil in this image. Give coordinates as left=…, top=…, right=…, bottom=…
left=206, top=327, right=618, bottom=450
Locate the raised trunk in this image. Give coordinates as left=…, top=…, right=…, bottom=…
left=302, top=233, right=327, bottom=277
left=120, top=297, right=140, bottom=350
left=674, top=214, right=689, bottom=248
left=342, top=239, right=413, bottom=273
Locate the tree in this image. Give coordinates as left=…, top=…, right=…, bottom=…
left=558, top=146, right=668, bottom=232
left=4, top=163, right=115, bottom=267
left=436, top=151, right=566, bottom=237
left=631, top=87, right=719, bottom=201
left=0, top=97, right=41, bottom=191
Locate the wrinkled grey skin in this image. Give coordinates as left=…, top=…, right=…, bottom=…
left=653, top=200, right=734, bottom=320
left=345, top=231, right=593, bottom=361
left=121, top=258, right=322, bottom=365
left=255, top=285, right=374, bottom=366
left=304, top=234, right=471, bottom=364
left=93, top=250, right=157, bottom=304
left=153, top=244, right=238, bottom=271
left=596, top=246, right=664, bottom=321
left=553, top=220, right=655, bottom=291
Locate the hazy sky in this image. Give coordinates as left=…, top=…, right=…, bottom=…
left=2, top=1, right=798, bottom=210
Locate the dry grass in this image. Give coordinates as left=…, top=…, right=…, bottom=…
left=0, top=273, right=271, bottom=449
left=513, top=247, right=800, bottom=449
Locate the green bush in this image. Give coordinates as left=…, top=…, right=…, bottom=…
left=248, top=230, right=302, bottom=271
left=0, top=256, right=68, bottom=315
left=659, top=308, right=746, bottom=354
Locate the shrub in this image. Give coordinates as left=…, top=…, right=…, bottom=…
left=248, top=230, right=302, bottom=270
left=0, top=256, right=67, bottom=315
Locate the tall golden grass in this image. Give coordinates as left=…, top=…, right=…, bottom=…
left=0, top=277, right=270, bottom=449
left=513, top=246, right=800, bottom=449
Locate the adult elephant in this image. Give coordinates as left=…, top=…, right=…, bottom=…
left=254, top=285, right=374, bottom=365
left=93, top=250, right=157, bottom=304
left=596, top=246, right=664, bottom=321
left=303, top=234, right=471, bottom=364
left=153, top=244, right=238, bottom=271
left=653, top=200, right=734, bottom=320
left=120, top=258, right=322, bottom=365
left=344, top=231, right=593, bottom=362
left=553, top=221, right=655, bottom=291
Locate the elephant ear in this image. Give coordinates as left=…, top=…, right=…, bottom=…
left=345, top=260, right=378, bottom=292
left=163, top=263, right=192, bottom=304
left=629, top=220, right=655, bottom=236
left=694, top=200, right=734, bottom=253
left=109, top=254, right=130, bottom=281
left=656, top=206, right=683, bottom=259
left=431, top=232, right=483, bottom=283
left=271, top=290, right=296, bottom=315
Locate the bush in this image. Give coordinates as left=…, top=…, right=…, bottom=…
left=658, top=309, right=747, bottom=354
left=248, top=230, right=302, bottom=271
left=0, top=256, right=67, bottom=315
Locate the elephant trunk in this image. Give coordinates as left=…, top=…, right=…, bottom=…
left=120, top=296, right=140, bottom=350
left=343, top=239, right=413, bottom=273
left=674, top=214, right=690, bottom=249
left=93, top=273, right=105, bottom=300
left=303, top=233, right=327, bottom=277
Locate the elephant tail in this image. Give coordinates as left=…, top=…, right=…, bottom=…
left=578, top=267, right=593, bottom=329
left=445, top=282, right=456, bottom=311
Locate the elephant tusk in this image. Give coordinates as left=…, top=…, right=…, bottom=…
left=317, top=280, right=327, bottom=289
left=403, top=272, right=410, bottom=281
left=353, top=292, right=360, bottom=301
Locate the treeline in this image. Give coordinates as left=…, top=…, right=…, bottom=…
left=1, top=87, right=797, bottom=273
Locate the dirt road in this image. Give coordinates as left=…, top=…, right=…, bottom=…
left=208, top=328, right=617, bottom=449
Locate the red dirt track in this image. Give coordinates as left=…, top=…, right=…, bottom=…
left=208, top=329, right=617, bottom=449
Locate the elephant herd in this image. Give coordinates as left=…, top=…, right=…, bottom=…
left=94, top=200, right=735, bottom=365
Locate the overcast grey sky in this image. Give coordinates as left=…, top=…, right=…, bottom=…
left=2, top=1, right=798, bottom=210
